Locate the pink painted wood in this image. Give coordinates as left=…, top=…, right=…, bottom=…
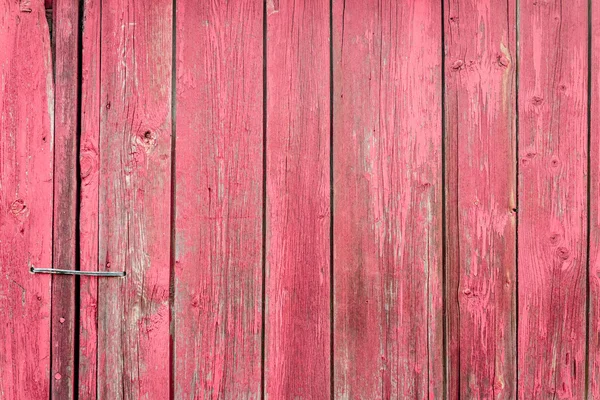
left=174, top=0, right=263, bottom=398
left=591, top=2, right=600, bottom=397
left=444, top=0, right=517, bottom=398
left=333, top=0, right=443, bottom=398
left=97, top=0, right=173, bottom=398
left=51, top=0, right=80, bottom=397
left=518, top=0, right=588, bottom=397
left=4, top=2, right=600, bottom=398
left=78, top=0, right=101, bottom=397
left=0, top=0, right=54, bottom=398
left=265, top=0, right=331, bottom=398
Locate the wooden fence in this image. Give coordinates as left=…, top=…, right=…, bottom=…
left=0, top=0, right=598, bottom=398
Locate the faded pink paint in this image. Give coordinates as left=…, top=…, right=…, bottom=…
left=333, top=0, right=443, bottom=398
left=591, top=1, right=600, bottom=397
left=3, top=2, right=600, bottom=398
left=78, top=0, right=101, bottom=397
left=0, top=0, right=54, bottom=398
left=265, top=0, right=331, bottom=398
left=51, top=0, right=80, bottom=397
left=97, top=0, right=173, bottom=398
left=174, top=0, right=263, bottom=398
left=518, top=0, right=588, bottom=397
left=445, top=0, right=517, bottom=398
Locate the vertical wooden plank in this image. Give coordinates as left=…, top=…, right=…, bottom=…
left=444, top=0, right=517, bottom=398
left=78, top=0, right=101, bottom=397
left=174, top=0, right=263, bottom=398
left=590, top=1, right=600, bottom=397
left=518, top=0, right=588, bottom=397
left=51, top=0, right=79, bottom=397
left=332, top=1, right=443, bottom=398
left=98, top=0, right=172, bottom=398
left=265, top=0, right=331, bottom=398
left=0, top=0, right=54, bottom=398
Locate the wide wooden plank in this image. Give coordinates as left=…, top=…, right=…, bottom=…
left=518, top=0, right=588, bottom=397
left=265, top=0, right=331, bottom=397
left=98, top=0, right=173, bottom=398
left=0, top=0, right=54, bottom=398
left=444, top=0, right=517, bottom=398
left=173, top=1, right=263, bottom=398
left=332, top=1, right=443, bottom=398
left=51, top=0, right=80, bottom=397
left=78, top=0, right=101, bottom=397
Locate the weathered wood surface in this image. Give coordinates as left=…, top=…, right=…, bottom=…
left=444, top=0, right=517, bottom=398
left=4, top=1, right=600, bottom=398
left=174, top=0, right=263, bottom=398
left=51, top=0, right=80, bottom=397
left=78, top=0, right=101, bottom=397
left=0, top=0, right=54, bottom=398
left=518, top=0, right=588, bottom=398
left=97, top=0, right=173, bottom=398
left=591, top=2, right=600, bottom=398
left=333, top=0, right=443, bottom=398
left=265, top=0, right=331, bottom=398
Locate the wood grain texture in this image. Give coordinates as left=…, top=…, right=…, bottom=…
left=98, top=0, right=173, bottom=398
left=174, top=0, right=263, bottom=398
left=51, top=0, right=80, bottom=397
left=518, top=0, right=588, bottom=397
left=332, top=1, right=443, bottom=398
left=78, top=0, right=101, bottom=397
left=265, top=0, right=331, bottom=397
left=591, top=2, right=600, bottom=397
left=0, top=0, right=54, bottom=398
left=444, top=0, right=517, bottom=398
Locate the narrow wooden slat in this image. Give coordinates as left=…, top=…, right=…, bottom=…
left=174, top=1, right=263, bottom=397
left=51, top=0, right=80, bottom=397
left=78, top=0, right=101, bottom=397
left=265, top=0, right=331, bottom=397
left=444, top=0, right=517, bottom=397
left=98, top=0, right=173, bottom=397
left=518, top=0, right=588, bottom=397
left=332, top=1, right=443, bottom=398
left=590, top=2, right=600, bottom=397
left=0, top=0, right=54, bottom=398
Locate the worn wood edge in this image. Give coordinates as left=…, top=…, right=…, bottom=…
left=50, top=0, right=81, bottom=397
